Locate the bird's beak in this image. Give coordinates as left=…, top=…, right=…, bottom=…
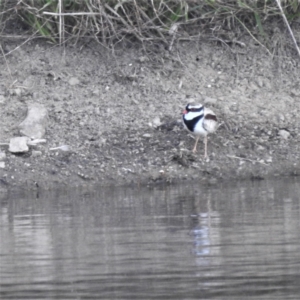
left=182, top=109, right=187, bottom=115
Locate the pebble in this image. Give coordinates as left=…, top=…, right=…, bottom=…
left=278, top=129, right=290, bottom=140
left=152, top=116, right=161, bottom=128
left=0, top=162, right=5, bottom=169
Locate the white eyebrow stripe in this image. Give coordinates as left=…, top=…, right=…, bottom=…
left=184, top=111, right=204, bottom=120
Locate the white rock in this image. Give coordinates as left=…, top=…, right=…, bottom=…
left=278, top=129, right=290, bottom=140
left=142, top=134, right=152, bottom=138
left=152, top=116, right=162, bottom=128
left=0, top=162, right=5, bottom=168
left=9, top=137, right=30, bottom=153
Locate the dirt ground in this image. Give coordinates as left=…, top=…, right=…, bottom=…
left=1, top=33, right=300, bottom=190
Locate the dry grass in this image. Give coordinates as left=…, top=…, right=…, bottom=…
left=1, top=0, right=300, bottom=54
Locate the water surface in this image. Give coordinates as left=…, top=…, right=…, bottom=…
left=1, top=179, right=300, bottom=299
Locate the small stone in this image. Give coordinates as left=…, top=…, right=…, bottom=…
left=68, top=77, right=80, bottom=86
left=0, top=152, right=6, bottom=160
left=142, top=133, right=152, bottom=138
left=14, top=88, right=22, bottom=96
left=152, top=116, right=161, bottom=128
left=9, top=137, right=30, bottom=153
left=0, top=162, right=5, bottom=168
left=278, top=129, right=290, bottom=140
left=266, top=157, right=272, bottom=163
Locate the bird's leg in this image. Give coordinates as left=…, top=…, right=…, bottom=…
left=204, top=136, right=208, bottom=158
left=192, top=136, right=200, bottom=153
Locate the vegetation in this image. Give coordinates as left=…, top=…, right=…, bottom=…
left=1, top=0, right=300, bottom=51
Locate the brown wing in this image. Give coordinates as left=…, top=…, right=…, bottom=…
left=205, top=114, right=217, bottom=121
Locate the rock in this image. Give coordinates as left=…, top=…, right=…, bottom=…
left=9, top=137, right=30, bottom=153
left=278, top=129, right=290, bottom=140
left=142, top=133, right=152, bottom=138
left=68, top=77, right=80, bottom=86
left=0, top=162, right=5, bottom=169
left=19, top=103, right=48, bottom=139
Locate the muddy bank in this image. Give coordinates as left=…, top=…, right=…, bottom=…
left=0, top=37, right=300, bottom=190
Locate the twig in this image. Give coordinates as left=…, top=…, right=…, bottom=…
left=0, top=43, right=13, bottom=81
left=227, top=155, right=268, bottom=165
left=43, top=12, right=101, bottom=16
left=275, top=0, right=300, bottom=57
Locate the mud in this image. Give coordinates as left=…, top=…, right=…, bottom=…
left=0, top=36, right=300, bottom=190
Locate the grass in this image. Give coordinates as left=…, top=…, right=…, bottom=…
left=0, top=0, right=300, bottom=53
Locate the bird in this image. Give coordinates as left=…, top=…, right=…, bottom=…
left=182, top=103, right=218, bottom=158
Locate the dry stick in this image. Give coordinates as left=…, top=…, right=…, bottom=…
left=275, top=0, right=300, bottom=57
left=136, top=6, right=168, bottom=45
left=104, top=4, right=143, bottom=43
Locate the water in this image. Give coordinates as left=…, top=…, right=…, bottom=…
left=1, top=179, right=300, bottom=299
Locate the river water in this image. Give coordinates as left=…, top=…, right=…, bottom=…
left=1, top=178, right=300, bottom=299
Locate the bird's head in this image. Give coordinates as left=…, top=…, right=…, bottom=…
left=183, top=103, right=204, bottom=115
